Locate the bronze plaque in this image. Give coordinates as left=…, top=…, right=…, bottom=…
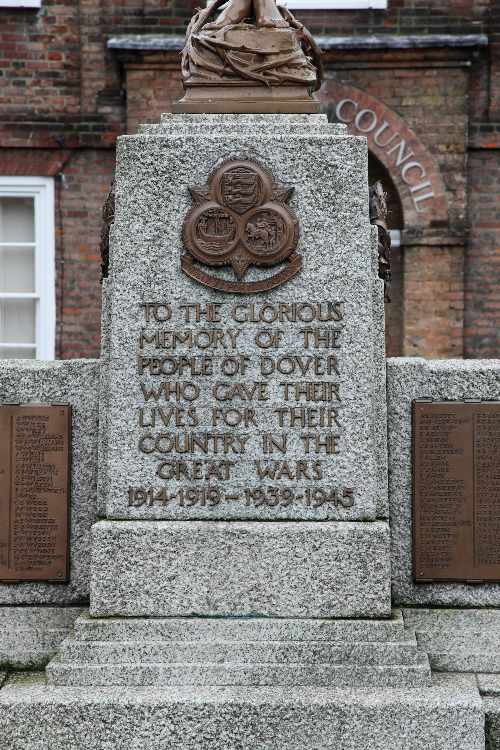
left=181, top=158, right=301, bottom=294
left=0, top=404, right=71, bottom=583
left=413, top=400, right=500, bottom=582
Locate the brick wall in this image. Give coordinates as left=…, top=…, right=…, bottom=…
left=0, top=1, right=490, bottom=119
left=56, top=149, right=115, bottom=359
left=295, top=0, right=489, bottom=36
left=126, top=60, right=183, bottom=134
left=0, top=1, right=81, bottom=116
left=404, top=244, right=464, bottom=358
left=465, top=150, right=500, bottom=357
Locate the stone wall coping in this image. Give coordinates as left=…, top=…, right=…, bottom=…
left=387, top=357, right=500, bottom=371
left=107, top=33, right=488, bottom=52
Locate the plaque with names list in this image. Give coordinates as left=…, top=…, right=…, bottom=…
left=0, top=404, right=71, bottom=583
left=413, top=400, right=500, bottom=583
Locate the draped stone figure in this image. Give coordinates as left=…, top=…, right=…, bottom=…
left=175, top=0, right=323, bottom=113
left=369, top=180, right=392, bottom=302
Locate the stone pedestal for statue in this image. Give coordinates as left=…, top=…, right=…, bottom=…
left=0, top=115, right=483, bottom=749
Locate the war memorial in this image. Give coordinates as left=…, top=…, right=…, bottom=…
left=0, top=1, right=499, bottom=747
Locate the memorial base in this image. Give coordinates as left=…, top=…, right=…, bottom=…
left=88, top=521, right=391, bottom=618
left=0, top=672, right=483, bottom=750
left=46, top=610, right=431, bottom=688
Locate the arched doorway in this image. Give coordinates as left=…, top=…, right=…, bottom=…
left=368, top=153, right=404, bottom=357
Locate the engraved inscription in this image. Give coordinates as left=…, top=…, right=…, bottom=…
left=0, top=405, right=71, bottom=583
left=133, top=301, right=354, bottom=516
left=413, top=401, right=500, bottom=582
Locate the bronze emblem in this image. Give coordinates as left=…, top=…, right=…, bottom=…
left=181, top=159, right=301, bottom=293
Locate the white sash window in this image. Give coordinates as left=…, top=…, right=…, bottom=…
left=0, top=177, right=55, bottom=359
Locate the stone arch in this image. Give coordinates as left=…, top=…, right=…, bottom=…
left=319, top=81, right=448, bottom=230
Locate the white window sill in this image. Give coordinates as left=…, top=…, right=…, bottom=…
left=284, top=1, right=387, bottom=8
left=0, top=0, right=41, bottom=7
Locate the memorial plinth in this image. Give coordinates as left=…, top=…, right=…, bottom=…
left=90, top=113, right=391, bottom=624
left=101, top=114, right=386, bottom=525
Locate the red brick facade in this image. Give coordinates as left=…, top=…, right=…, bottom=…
left=0, top=0, right=499, bottom=358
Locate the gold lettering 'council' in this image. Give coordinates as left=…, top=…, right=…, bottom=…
left=131, top=301, right=354, bottom=512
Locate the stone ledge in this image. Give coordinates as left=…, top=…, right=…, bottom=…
left=90, top=521, right=391, bottom=618
left=47, top=660, right=431, bottom=689
left=106, top=33, right=488, bottom=52
left=0, top=607, right=83, bottom=669
left=0, top=672, right=484, bottom=750
left=60, top=610, right=409, bottom=642
left=404, top=609, right=500, bottom=675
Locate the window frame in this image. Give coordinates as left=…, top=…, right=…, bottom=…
left=0, top=176, right=55, bottom=360
left=284, top=1, right=387, bottom=9
left=0, top=0, right=41, bottom=7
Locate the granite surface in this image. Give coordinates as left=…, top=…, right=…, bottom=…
left=90, top=520, right=391, bottom=618
left=97, top=278, right=112, bottom=517
left=0, top=607, right=82, bottom=669
left=387, top=358, right=500, bottom=606
left=58, top=609, right=410, bottom=642
left=47, top=608, right=430, bottom=688
left=0, top=672, right=484, bottom=750
left=47, top=661, right=431, bottom=689
left=0, top=360, right=99, bottom=604
left=100, top=114, right=386, bottom=521
left=403, top=608, right=500, bottom=674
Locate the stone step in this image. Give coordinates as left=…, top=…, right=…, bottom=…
left=46, top=655, right=432, bottom=688
left=72, top=611, right=408, bottom=643
left=416, top=635, right=500, bottom=673
left=0, top=607, right=83, bottom=670
left=53, top=639, right=420, bottom=666
left=46, top=614, right=430, bottom=688
left=417, top=633, right=500, bottom=649
left=0, top=672, right=483, bottom=750
left=404, top=608, right=500, bottom=673
left=404, top=607, right=500, bottom=633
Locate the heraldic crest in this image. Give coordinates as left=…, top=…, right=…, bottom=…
left=181, top=158, right=301, bottom=293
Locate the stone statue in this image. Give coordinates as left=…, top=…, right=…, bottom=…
left=369, top=180, right=392, bottom=302
left=175, top=0, right=322, bottom=113
left=204, top=0, right=288, bottom=28
left=100, top=179, right=115, bottom=281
